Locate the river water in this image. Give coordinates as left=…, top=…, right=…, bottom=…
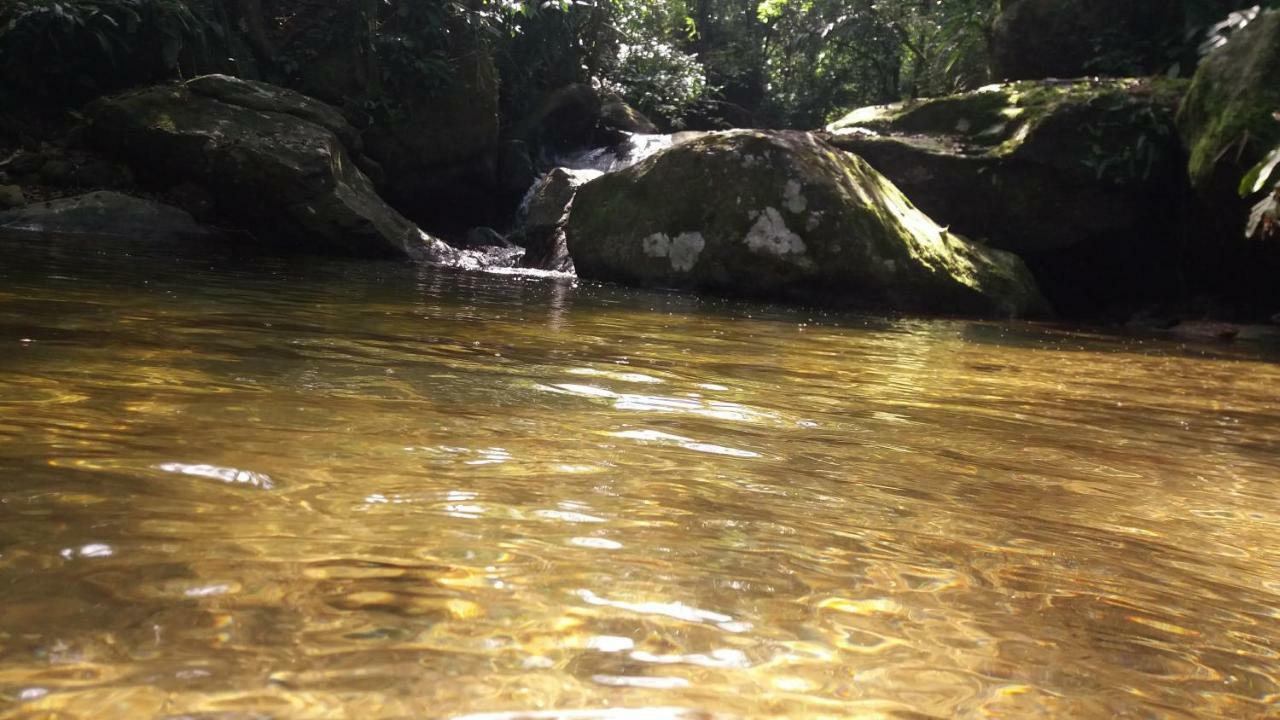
left=1, top=234, right=1278, bottom=719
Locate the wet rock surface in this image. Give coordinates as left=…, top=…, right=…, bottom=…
left=0, top=191, right=217, bottom=241
left=566, top=130, right=1047, bottom=318
left=510, top=167, right=602, bottom=273
left=86, top=76, right=457, bottom=262
left=824, top=79, right=1189, bottom=315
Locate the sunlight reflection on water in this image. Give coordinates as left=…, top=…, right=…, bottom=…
left=0, top=234, right=1279, bottom=718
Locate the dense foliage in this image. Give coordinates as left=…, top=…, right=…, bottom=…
left=489, top=0, right=1280, bottom=129
left=488, top=0, right=1002, bottom=129
left=0, top=0, right=228, bottom=103
left=4, top=0, right=1277, bottom=130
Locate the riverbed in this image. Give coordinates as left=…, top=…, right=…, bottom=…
left=1, top=234, right=1278, bottom=718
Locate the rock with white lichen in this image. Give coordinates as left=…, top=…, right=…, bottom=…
left=565, top=130, right=1048, bottom=318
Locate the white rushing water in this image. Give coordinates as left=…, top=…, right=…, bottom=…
left=552, top=132, right=681, bottom=174
left=517, top=132, right=700, bottom=222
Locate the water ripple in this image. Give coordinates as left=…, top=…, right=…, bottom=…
left=0, top=234, right=1278, bottom=718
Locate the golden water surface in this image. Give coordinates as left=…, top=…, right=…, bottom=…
left=0, top=235, right=1278, bottom=719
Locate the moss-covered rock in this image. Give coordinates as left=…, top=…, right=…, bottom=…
left=565, top=130, right=1047, bottom=318
left=1179, top=10, right=1280, bottom=197
left=991, top=0, right=1185, bottom=80
left=84, top=76, right=457, bottom=262
left=601, top=98, right=660, bottom=135
left=823, top=79, right=1188, bottom=315
left=186, top=74, right=360, bottom=152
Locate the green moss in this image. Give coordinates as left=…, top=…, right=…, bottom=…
left=565, top=130, right=1047, bottom=317
left=1178, top=10, right=1280, bottom=193
left=829, top=78, right=1184, bottom=188
left=827, top=79, right=1174, bottom=161
left=86, top=79, right=428, bottom=259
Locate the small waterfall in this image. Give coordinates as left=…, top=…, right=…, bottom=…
left=503, top=130, right=705, bottom=275
left=552, top=132, right=679, bottom=174
left=518, top=132, right=698, bottom=220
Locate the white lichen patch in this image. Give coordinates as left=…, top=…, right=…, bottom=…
left=643, top=233, right=670, bottom=258
left=642, top=232, right=705, bottom=272
left=783, top=179, right=808, bottom=213
left=806, top=211, right=824, bottom=231
left=744, top=208, right=811, bottom=266
left=669, top=232, right=706, bottom=271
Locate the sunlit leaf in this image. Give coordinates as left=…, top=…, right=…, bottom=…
left=1240, top=146, right=1280, bottom=197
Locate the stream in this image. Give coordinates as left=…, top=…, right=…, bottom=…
left=0, top=233, right=1278, bottom=718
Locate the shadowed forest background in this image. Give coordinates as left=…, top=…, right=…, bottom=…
left=2, top=0, right=1272, bottom=128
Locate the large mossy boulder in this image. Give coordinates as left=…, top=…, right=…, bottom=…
left=823, top=79, right=1188, bottom=315
left=565, top=131, right=1047, bottom=318
left=1179, top=9, right=1280, bottom=197
left=84, top=76, right=457, bottom=262
left=991, top=0, right=1185, bottom=80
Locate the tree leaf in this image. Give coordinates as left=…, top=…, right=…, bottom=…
left=1245, top=191, right=1278, bottom=240
left=1240, top=146, right=1280, bottom=197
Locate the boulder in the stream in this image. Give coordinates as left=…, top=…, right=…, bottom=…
left=0, top=191, right=217, bottom=241
left=565, top=130, right=1048, bottom=318
left=823, top=78, right=1188, bottom=315
left=511, top=167, right=601, bottom=273
left=85, top=76, right=461, bottom=263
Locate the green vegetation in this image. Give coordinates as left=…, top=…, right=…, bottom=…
left=2, top=0, right=1275, bottom=130
left=0, top=0, right=228, bottom=102
left=1244, top=141, right=1280, bottom=240
left=488, top=0, right=1004, bottom=129
left=488, top=0, right=1276, bottom=129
